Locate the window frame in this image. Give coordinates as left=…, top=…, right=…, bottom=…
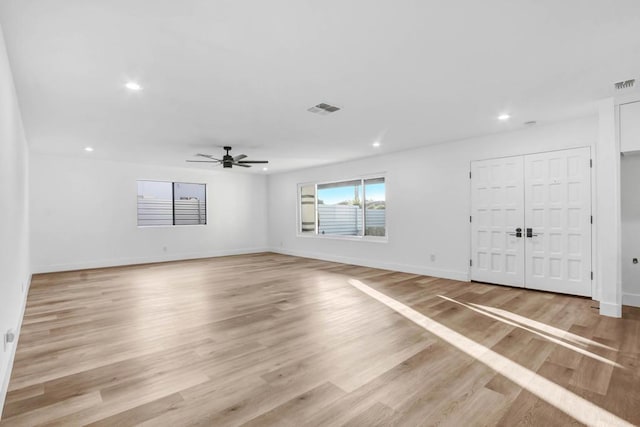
left=137, top=180, right=208, bottom=227
left=296, top=174, right=387, bottom=242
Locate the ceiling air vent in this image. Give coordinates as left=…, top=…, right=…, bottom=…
left=307, top=102, right=341, bottom=115
left=614, top=79, right=635, bottom=91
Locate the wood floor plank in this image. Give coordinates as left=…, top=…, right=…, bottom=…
left=85, top=392, right=184, bottom=427
left=341, top=401, right=398, bottom=427
left=1, top=253, right=638, bottom=426
left=241, top=381, right=346, bottom=426
left=0, top=392, right=102, bottom=427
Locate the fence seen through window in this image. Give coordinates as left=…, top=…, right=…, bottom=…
left=299, top=177, right=385, bottom=237
left=137, top=180, right=206, bottom=226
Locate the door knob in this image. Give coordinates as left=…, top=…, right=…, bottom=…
left=526, top=228, right=539, bottom=238
left=508, top=227, right=523, bottom=238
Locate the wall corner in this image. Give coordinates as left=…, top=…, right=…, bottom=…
left=594, top=97, right=622, bottom=315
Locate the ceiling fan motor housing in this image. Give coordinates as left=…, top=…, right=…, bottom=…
left=223, top=146, right=233, bottom=167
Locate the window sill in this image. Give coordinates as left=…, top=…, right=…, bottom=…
left=296, top=233, right=388, bottom=243
left=137, top=224, right=208, bottom=228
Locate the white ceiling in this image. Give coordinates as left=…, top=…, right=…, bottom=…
left=1, top=0, right=639, bottom=173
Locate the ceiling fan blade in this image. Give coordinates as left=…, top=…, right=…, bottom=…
left=237, top=160, right=268, bottom=164
left=186, top=160, right=221, bottom=163
left=231, top=162, right=251, bottom=168
left=196, top=153, right=221, bottom=161
left=233, top=154, right=247, bottom=161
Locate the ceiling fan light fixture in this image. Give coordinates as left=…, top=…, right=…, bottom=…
left=187, top=146, right=268, bottom=169
left=498, top=113, right=511, bottom=121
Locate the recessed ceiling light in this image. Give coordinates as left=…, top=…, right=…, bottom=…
left=84, top=147, right=94, bottom=152
left=125, top=82, right=142, bottom=91
left=498, top=114, right=511, bottom=121
left=372, top=141, right=381, bottom=148
left=262, top=167, right=268, bottom=171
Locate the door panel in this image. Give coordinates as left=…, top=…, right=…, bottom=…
left=471, top=156, right=525, bottom=286
left=523, top=148, right=592, bottom=296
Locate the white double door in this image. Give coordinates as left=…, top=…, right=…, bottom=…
left=470, top=147, right=592, bottom=297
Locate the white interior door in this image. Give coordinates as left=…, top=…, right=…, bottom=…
left=470, top=156, right=525, bottom=287
left=524, top=148, right=592, bottom=296
left=470, top=147, right=592, bottom=297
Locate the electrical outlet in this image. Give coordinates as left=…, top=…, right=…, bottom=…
left=430, top=254, right=436, bottom=262
left=163, top=246, right=168, bottom=252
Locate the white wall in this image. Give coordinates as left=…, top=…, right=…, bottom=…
left=621, top=153, right=640, bottom=307
left=594, top=98, right=622, bottom=316
left=30, top=154, right=268, bottom=272
left=0, top=24, right=30, bottom=417
left=268, top=116, right=598, bottom=283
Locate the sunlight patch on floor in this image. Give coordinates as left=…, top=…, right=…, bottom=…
left=347, top=279, right=632, bottom=427
left=437, top=295, right=622, bottom=368
left=468, top=302, right=617, bottom=351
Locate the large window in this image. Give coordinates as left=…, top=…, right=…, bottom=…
left=298, top=177, right=385, bottom=238
left=137, top=180, right=206, bottom=226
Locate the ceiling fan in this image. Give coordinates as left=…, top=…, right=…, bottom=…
left=186, top=146, right=268, bottom=169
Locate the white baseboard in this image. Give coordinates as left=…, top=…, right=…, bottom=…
left=270, top=248, right=470, bottom=282
left=622, top=292, right=640, bottom=308
left=599, top=301, right=622, bottom=318
left=31, top=247, right=270, bottom=274
left=0, top=273, right=31, bottom=420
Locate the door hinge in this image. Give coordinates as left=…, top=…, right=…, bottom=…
left=470, top=259, right=473, bottom=267
left=590, top=159, right=593, bottom=168
left=590, top=215, right=593, bottom=224
left=469, top=171, right=472, bottom=179
left=591, top=271, right=594, bottom=280
left=470, top=215, right=472, bottom=223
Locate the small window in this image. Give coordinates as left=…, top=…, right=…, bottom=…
left=300, top=184, right=316, bottom=234
left=318, top=180, right=363, bottom=236
left=137, top=180, right=206, bottom=226
left=298, top=177, right=385, bottom=238
left=173, top=182, right=207, bottom=225
left=364, top=177, right=385, bottom=236
left=137, top=181, right=173, bottom=226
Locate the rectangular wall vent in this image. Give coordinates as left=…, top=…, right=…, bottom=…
left=307, top=102, right=341, bottom=115
left=614, top=79, right=635, bottom=90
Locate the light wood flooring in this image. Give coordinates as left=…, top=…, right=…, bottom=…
left=1, top=253, right=639, bottom=426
